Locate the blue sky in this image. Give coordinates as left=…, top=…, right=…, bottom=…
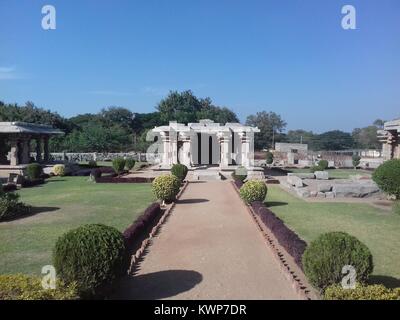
left=0, top=0, right=399, bottom=132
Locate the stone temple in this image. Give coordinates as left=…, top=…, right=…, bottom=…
left=378, top=119, right=400, bottom=160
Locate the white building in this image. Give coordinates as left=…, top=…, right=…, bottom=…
left=151, top=119, right=260, bottom=169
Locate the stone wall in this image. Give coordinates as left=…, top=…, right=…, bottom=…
left=29, top=152, right=159, bottom=163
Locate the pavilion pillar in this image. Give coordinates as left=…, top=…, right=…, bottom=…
left=20, top=137, right=31, bottom=164
left=9, top=139, right=19, bottom=166
left=240, top=132, right=250, bottom=168
left=179, top=132, right=191, bottom=167
left=35, top=138, right=42, bottom=162
left=218, top=132, right=230, bottom=169
left=160, top=132, right=171, bottom=167
left=43, top=137, right=50, bottom=162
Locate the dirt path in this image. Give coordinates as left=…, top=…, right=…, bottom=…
left=113, top=181, right=300, bottom=300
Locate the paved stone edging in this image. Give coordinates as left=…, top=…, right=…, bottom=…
left=127, top=181, right=190, bottom=274
left=230, top=181, right=318, bottom=300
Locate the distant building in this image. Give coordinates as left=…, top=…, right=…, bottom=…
left=274, top=142, right=308, bottom=165
left=378, top=119, right=400, bottom=160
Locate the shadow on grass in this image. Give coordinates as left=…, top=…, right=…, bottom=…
left=264, top=201, right=288, bottom=208
left=112, top=270, right=203, bottom=299
left=369, top=275, right=400, bottom=289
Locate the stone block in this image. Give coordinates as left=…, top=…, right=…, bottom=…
left=315, top=171, right=329, bottom=180
left=332, top=182, right=380, bottom=198
left=287, top=172, right=315, bottom=179
left=317, top=183, right=332, bottom=192
left=287, top=175, right=303, bottom=188
left=296, top=187, right=311, bottom=198
left=317, top=192, right=326, bottom=198
left=325, top=191, right=335, bottom=199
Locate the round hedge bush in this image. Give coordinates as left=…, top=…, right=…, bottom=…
left=302, top=232, right=373, bottom=291
left=372, top=159, right=400, bottom=199
left=318, top=160, right=329, bottom=170
left=152, top=174, right=180, bottom=202
left=239, top=180, right=268, bottom=204
left=266, top=151, right=274, bottom=165
left=53, top=164, right=66, bottom=176
left=125, top=158, right=136, bottom=171
left=53, top=224, right=129, bottom=297
left=26, top=163, right=42, bottom=180
left=171, top=164, right=188, bottom=182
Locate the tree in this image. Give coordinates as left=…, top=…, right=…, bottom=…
left=312, top=130, right=354, bottom=151
left=245, top=111, right=286, bottom=150
left=373, top=119, right=385, bottom=129
left=100, top=107, right=135, bottom=130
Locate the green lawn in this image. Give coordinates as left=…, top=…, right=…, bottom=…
left=286, top=168, right=372, bottom=179
left=0, top=176, right=154, bottom=275
left=266, top=186, right=400, bottom=287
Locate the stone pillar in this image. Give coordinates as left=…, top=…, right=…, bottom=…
left=21, top=137, right=31, bottom=164
left=240, top=132, right=250, bottom=168
left=160, top=132, right=171, bottom=167
left=9, top=139, right=19, bottom=166
left=179, top=132, right=191, bottom=167
left=35, top=138, right=42, bottom=162
left=43, top=137, right=50, bottom=162
left=218, top=132, right=230, bottom=169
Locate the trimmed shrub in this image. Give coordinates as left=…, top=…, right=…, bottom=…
left=0, top=191, right=31, bottom=222
left=302, top=232, right=374, bottom=290
left=352, top=154, right=361, bottom=168
left=88, top=160, right=97, bottom=168
left=152, top=175, right=180, bottom=202
left=125, top=158, right=136, bottom=171
left=53, top=224, right=129, bottom=298
left=372, top=159, right=400, bottom=199
left=53, top=164, right=66, bottom=176
left=0, top=274, right=78, bottom=300
left=252, top=203, right=307, bottom=268
left=231, top=166, right=247, bottom=183
left=393, top=200, right=400, bottom=215
left=26, top=163, right=42, bottom=180
left=240, top=180, right=267, bottom=204
left=310, top=165, right=322, bottom=173
left=266, top=151, right=274, bottom=165
left=1, top=184, right=17, bottom=192
left=171, top=164, right=188, bottom=182
left=318, top=160, right=329, bottom=170
left=112, top=158, right=126, bottom=175
left=324, top=283, right=400, bottom=300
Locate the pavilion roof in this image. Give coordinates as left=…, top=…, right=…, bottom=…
left=0, top=122, right=64, bottom=135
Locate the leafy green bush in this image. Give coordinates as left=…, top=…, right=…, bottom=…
left=112, top=158, right=126, bottom=175
left=125, top=158, right=136, bottom=171
left=310, top=165, right=322, bottom=173
left=302, top=232, right=373, bottom=290
left=171, top=164, right=188, bottom=182
left=88, top=160, right=97, bottom=167
left=53, top=164, right=66, bottom=176
left=372, top=159, right=400, bottom=199
left=152, top=175, right=181, bottom=202
left=266, top=151, right=274, bottom=165
left=393, top=200, right=400, bottom=215
left=318, top=160, right=329, bottom=170
left=0, top=274, right=78, bottom=300
left=0, top=191, right=31, bottom=222
left=239, top=180, right=268, bottom=204
left=231, top=166, right=247, bottom=182
left=352, top=155, right=361, bottom=168
left=26, top=163, right=42, bottom=180
left=324, top=283, right=400, bottom=300
left=53, top=224, right=129, bottom=298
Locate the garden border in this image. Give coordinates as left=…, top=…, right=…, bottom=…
left=126, top=181, right=189, bottom=274
left=231, top=181, right=319, bottom=300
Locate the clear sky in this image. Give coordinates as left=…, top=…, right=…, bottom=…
left=1, top=0, right=399, bottom=132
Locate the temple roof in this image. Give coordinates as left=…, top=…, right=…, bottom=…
left=0, top=122, right=64, bottom=135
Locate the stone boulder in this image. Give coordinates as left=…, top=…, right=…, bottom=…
left=287, top=175, right=303, bottom=188
left=315, top=171, right=329, bottom=180
left=332, top=182, right=380, bottom=198
left=296, top=187, right=311, bottom=198
left=316, top=183, right=332, bottom=192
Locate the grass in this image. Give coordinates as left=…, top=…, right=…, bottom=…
left=0, top=176, right=155, bottom=275
left=266, top=185, right=400, bottom=287
left=286, top=168, right=372, bottom=179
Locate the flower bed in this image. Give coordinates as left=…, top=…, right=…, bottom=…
left=250, top=201, right=307, bottom=269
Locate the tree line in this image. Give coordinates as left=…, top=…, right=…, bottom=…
left=0, top=91, right=385, bottom=153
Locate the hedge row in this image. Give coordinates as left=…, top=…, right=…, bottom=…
left=96, top=176, right=154, bottom=183
left=123, top=202, right=162, bottom=253
left=251, top=201, right=307, bottom=269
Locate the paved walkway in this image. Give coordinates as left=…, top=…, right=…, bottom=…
left=113, top=181, right=300, bottom=299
